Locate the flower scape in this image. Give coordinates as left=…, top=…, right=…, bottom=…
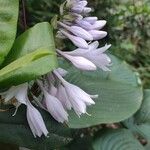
left=0, top=0, right=111, bottom=138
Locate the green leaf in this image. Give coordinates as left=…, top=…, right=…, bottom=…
left=61, top=55, right=143, bottom=128
left=0, top=22, right=57, bottom=88
left=134, top=90, right=150, bottom=124
left=92, top=129, right=144, bottom=150
left=0, top=105, right=72, bottom=150
left=123, top=90, right=150, bottom=140
left=0, top=0, right=19, bottom=65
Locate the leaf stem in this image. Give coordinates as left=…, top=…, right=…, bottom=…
left=22, top=0, right=27, bottom=30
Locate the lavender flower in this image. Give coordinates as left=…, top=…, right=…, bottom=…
left=53, top=70, right=96, bottom=116
left=57, top=0, right=108, bottom=48
left=58, top=21, right=93, bottom=41
left=56, top=84, right=72, bottom=110
left=0, top=83, right=28, bottom=105
left=59, top=42, right=111, bottom=71
left=27, top=101, right=49, bottom=138
left=60, top=30, right=89, bottom=48
left=43, top=90, right=68, bottom=123
left=0, top=0, right=112, bottom=138
left=0, top=83, right=49, bottom=137
left=38, top=81, right=68, bottom=123
left=57, top=49, right=97, bottom=70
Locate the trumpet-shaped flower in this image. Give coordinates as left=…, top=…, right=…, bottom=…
left=1, top=83, right=28, bottom=105
left=53, top=70, right=96, bottom=116
left=60, top=30, right=89, bottom=48
left=56, top=84, right=72, bottom=110
left=43, top=90, right=68, bottom=123
left=62, top=80, right=95, bottom=116
left=57, top=49, right=96, bottom=70
left=26, top=101, right=49, bottom=138
left=61, top=42, right=111, bottom=71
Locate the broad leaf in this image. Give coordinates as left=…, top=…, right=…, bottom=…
left=0, top=0, right=19, bottom=65
left=0, top=22, right=57, bottom=88
left=60, top=55, right=143, bottom=128
left=92, top=129, right=144, bottom=150
left=123, top=90, right=150, bottom=140
left=134, top=89, right=150, bottom=124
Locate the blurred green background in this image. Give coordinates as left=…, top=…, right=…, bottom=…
left=20, top=0, right=150, bottom=87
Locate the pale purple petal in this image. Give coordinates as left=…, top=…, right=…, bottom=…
left=75, top=19, right=93, bottom=30
left=83, top=17, right=98, bottom=24
left=15, top=83, right=28, bottom=105
left=69, top=26, right=93, bottom=41
left=27, top=101, right=48, bottom=138
left=88, top=30, right=107, bottom=40
left=58, top=22, right=93, bottom=41
left=91, top=20, right=107, bottom=30
left=62, top=80, right=95, bottom=116
left=43, top=91, right=68, bottom=123
left=56, top=84, right=72, bottom=110
left=48, top=84, right=57, bottom=96
left=83, top=7, right=92, bottom=13
left=61, top=52, right=97, bottom=70
left=60, top=30, right=89, bottom=48
left=64, top=41, right=99, bottom=56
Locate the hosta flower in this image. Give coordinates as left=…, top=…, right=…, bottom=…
left=62, top=81, right=95, bottom=116
left=56, top=84, right=72, bottom=110
left=43, top=90, right=68, bottom=123
left=26, top=101, right=49, bottom=138
left=57, top=0, right=108, bottom=48
left=59, top=42, right=111, bottom=71
left=60, top=30, right=89, bottom=48
left=0, top=0, right=111, bottom=138
left=57, top=49, right=96, bottom=70
left=38, top=81, right=68, bottom=123
left=0, top=83, right=49, bottom=137
left=53, top=70, right=96, bottom=116
left=58, top=21, right=93, bottom=41
left=0, top=83, right=28, bottom=104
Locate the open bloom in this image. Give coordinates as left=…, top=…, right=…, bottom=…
left=57, top=49, right=96, bottom=71
left=37, top=81, right=68, bottom=123
left=0, top=83, right=49, bottom=138
left=53, top=70, right=96, bottom=116
left=0, top=83, right=28, bottom=105
left=58, top=41, right=111, bottom=71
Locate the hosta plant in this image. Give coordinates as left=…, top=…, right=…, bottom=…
left=0, top=0, right=148, bottom=150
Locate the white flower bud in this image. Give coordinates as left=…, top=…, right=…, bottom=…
left=91, top=20, right=107, bottom=30
left=88, top=30, right=107, bottom=40
left=83, top=17, right=98, bottom=24
left=60, top=30, right=89, bottom=48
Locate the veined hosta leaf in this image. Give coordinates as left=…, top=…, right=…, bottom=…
left=134, top=90, right=150, bottom=124
left=60, top=55, right=143, bottom=128
left=92, top=129, right=144, bottom=150
left=123, top=90, right=150, bottom=140
left=0, top=0, right=19, bottom=65
left=0, top=105, right=72, bottom=150
left=0, top=22, right=57, bottom=88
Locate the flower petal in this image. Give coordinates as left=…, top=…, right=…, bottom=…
left=44, top=91, right=68, bottom=123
